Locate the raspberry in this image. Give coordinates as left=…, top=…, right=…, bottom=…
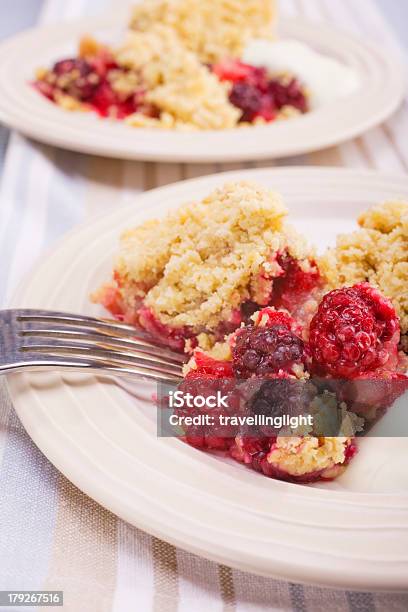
left=251, top=307, right=302, bottom=335
left=212, top=60, right=267, bottom=87
left=271, top=253, right=321, bottom=313
left=309, top=283, right=400, bottom=378
left=193, top=351, right=234, bottom=378
left=88, top=81, right=117, bottom=114
left=89, top=81, right=144, bottom=118
left=232, top=324, right=305, bottom=378
left=176, top=368, right=238, bottom=451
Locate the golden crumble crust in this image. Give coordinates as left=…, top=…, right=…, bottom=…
left=267, top=436, right=349, bottom=476
left=320, top=201, right=408, bottom=337
left=115, top=25, right=240, bottom=130
left=111, top=181, right=314, bottom=332
left=130, top=0, right=277, bottom=63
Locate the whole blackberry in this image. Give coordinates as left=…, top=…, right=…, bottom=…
left=268, top=77, right=308, bottom=113
left=232, top=324, right=305, bottom=379
left=249, top=378, right=314, bottom=435
left=229, top=82, right=264, bottom=122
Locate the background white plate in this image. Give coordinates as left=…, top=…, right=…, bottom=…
left=7, top=168, right=408, bottom=590
left=0, top=10, right=405, bottom=162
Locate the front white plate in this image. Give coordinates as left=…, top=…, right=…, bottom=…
left=7, top=168, right=408, bottom=590
left=0, top=10, right=405, bottom=162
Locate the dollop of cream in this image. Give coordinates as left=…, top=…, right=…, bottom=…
left=243, top=39, right=361, bottom=108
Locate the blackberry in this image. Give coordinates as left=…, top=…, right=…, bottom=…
left=232, top=324, right=305, bottom=379
left=229, top=82, right=264, bottom=122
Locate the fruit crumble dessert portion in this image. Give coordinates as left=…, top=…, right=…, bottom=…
left=94, top=182, right=407, bottom=485
left=320, top=201, right=408, bottom=353
left=178, top=280, right=407, bottom=483
left=93, top=182, right=322, bottom=352
left=179, top=307, right=359, bottom=483
left=33, top=0, right=310, bottom=129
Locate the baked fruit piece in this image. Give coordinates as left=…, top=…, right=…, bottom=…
left=309, top=283, right=401, bottom=378
left=319, top=201, right=408, bottom=353
left=182, top=307, right=358, bottom=483
left=93, top=182, right=321, bottom=352
left=179, top=283, right=407, bottom=484
left=309, top=282, right=408, bottom=423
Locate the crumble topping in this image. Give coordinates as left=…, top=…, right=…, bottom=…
left=266, top=436, right=349, bottom=476
left=320, top=201, right=408, bottom=341
left=107, top=181, right=315, bottom=333
left=130, top=0, right=277, bottom=63
left=116, top=25, right=240, bottom=130
left=34, top=0, right=311, bottom=130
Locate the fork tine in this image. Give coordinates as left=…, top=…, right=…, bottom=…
left=17, top=309, right=187, bottom=360
left=20, top=343, right=183, bottom=378
left=18, top=311, right=156, bottom=341
left=18, top=310, right=137, bottom=330
left=20, top=328, right=186, bottom=364
left=1, top=355, right=181, bottom=383
left=4, top=309, right=186, bottom=382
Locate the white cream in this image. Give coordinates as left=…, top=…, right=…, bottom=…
left=243, top=39, right=361, bottom=109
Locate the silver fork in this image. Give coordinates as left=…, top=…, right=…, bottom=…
left=0, top=309, right=185, bottom=382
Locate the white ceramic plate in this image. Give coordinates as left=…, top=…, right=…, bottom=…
left=7, top=168, right=408, bottom=590
left=0, top=10, right=405, bottom=162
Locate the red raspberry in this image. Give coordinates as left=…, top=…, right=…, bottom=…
left=177, top=367, right=237, bottom=451
left=193, top=351, right=234, bottom=378
left=271, top=253, right=321, bottom=313
left=309, top=283, right=400, bottom=378
left=212, top=60, right=267, bottom=88
left=251, top=307, right=300, bottom=332
left=232, top=324, right=305, bottom=379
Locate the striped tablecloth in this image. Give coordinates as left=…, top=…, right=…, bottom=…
left=0, top=1, right=408, bottom=610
